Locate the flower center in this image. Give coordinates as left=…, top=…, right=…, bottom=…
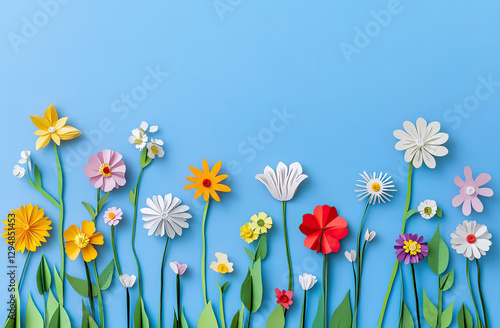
left=424, top=207, right=432, bottom=215
left=279, top=295, right=289, bottom=303
left=108, top=213, right=115, bottom=220
left=257, top=219, right=265, bottom=227
left=203, top=179, right=211, bottom=187
left=22, top=223, right=30, bottom=230
left=466, top=186, right=476, bottom=196
left=161, top=212, right=168, bottom=219
left=151, top=144, right=159, bottom=155
left=74, top=233, right=90, bottom=249
left=466, top=234, right=476, bottom=244
left=416, top=139, right=425, bottom=147
left=217, top=263, right=228, bottom=274
left=243, top=230, right=253, bottom=238
left=48, top=126, right=56, bottom=133
left=403, top=240, right=421, bottom=255
left=99, top=163, right=112, bottom=177
left=371, top=182, right=381, bottom=192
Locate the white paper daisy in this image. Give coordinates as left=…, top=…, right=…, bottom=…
left=355, top=172, right=396, bottom=204
left=129, top=128, right=148, bottom=150
left=450, top=220, right=492, bottom=260
left=141, top=194, right=191, bottom=238
left=146, top=138, right=165, bottom=159
left=418, top=199, right=438, bottom=219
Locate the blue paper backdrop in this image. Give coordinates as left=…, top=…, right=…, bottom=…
left=1, top=1, right=500, bottom=327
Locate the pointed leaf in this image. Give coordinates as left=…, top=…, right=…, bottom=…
left=36, top=255, right=51, bottom=295
left=129, top=189, right=135, bottom=205
left=59, top=305, right=71, bottom=328
left=240, top=269, right=252, bottom=311
left=230, top=311, right=240, bottom=328
left=46, top=289, right=59, bottom=320
left=243, top=247, right=254, bottom=261
left=457, top=303, right=474, bottom=328
left=82, top=202, right=96, bottom=219
left=134, top=296, right=150, bottom=328
left=97, top=191, right=111, bottom=213
left=423, top=289, right=438, bottom=328
left=140, top=148, right=153, bottom=168
left=99, top=259, right=114, bottom=290
left=330, top=290, right=352, bottom=328
left=14, top=282, right=20, bottom=328
left=197, top=301, right=219, bottom=328
left=265, top=305, right=284, bottom=328
left=436, top=207, right=443, bottom=217
left=26, top=293, right=44, bottom=328
left=405, top=209, right=418, bottom=220
left=65, top=272, right=98, bottom=297
left=312, top=293, right=325, bottom=328
left=399, top=301, right=415, bottom=328
left=440, top=269, right=455, bottom=291
left=221, top=281, right=229, bottom=294
left=180, top=307, right=189, bottom=328
left=428, top=225, right=449, bottom=275
left=53, top=265, right=63, bottom=302
left=82, top=300, right=99, bottom=328
left=34, top=164, right=42, bottom=188
left=173, top=311, right=178, bottom=328
left=255, top=234, right=267, bottom=260
left=251, top=258, right=263, bottom=312
left=441, top=300, right=454, bottom=328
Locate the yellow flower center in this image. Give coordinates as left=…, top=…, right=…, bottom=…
left=217, top=263, right=228, bottom=274
left=108, top=213, right=115, bottom=220
left=74, top=233, right=90, bottom=249
left=134, top=139, right=142, bottom=145
left=371, top=182, right=381, bottom=192
left=403, top=240, right=421, bottom=256
left=48, top=126, right=56, bottom=133
left=22, top=223, right=30, bottom=230
left=424, top=207, right=432, bottom=215
left=243, top=230, right=253, bottom=238
left=99, top=163, right=112, bottom=177
left=151, top=144, right=159, bottom=155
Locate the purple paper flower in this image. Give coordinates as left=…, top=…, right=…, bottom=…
left=452, top=166, right=493, bottom=216
left=394, top=233, right=429, bottom=265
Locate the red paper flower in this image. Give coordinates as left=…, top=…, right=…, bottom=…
left=299, top=205, right=348, bottom=254
left=275, top=288, right=293, bottom=309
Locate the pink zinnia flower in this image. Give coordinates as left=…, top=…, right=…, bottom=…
left=275, top=288, right=293, bottom=309
left=84, top=149, right=126, bottom=192
left=169, top=261, right=187, bottom=275
left=103, top=207, right=123, bottom=226
left=452, top=166, right=493, bottom=216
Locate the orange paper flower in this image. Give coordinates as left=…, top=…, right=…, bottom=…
left=64, top=220, right=103, bottom=262
left=30, top=103, right=82, bottom=150
left=184, top=159, right=231, bottom=202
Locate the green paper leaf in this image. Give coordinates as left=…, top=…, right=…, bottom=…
left=53, top=265, right=63, bottom=302
left=251, top=258, right=263, bottom=312
left=436, top=207, right=443, bottom=217
left=221, top=281, right=229, bottom=294
left=240, top=269, right=252, bottom=311
left=82, top=300, right=99, bottom=328
left=423, top=289, right=438, bottom=328
left=26, top=293, right=44, bottom=328
left=230, top=310, right=240, bottom=328
left=399, top=301, right=415, bottom=328
left=82, top=202, right=96, bottom=219
left=134, top=296, right=150, bottom=328
left=15, top=282, right=20, bottom=328
left=265, top=305, right=284, bottom=328
left=428, top=225, right=449, bottom=275
left=34, top=164, right=42, bottom=188
left=65, top=272, right=98, bottom=297
left=47, top=306, right=60, bottom=328
left=140, top=148, right=153, bottom=168
left=312, top=293, right=325, bottom=328
left=330, top=290, right=352, bottom=328
left=36, top=255, right=51, bottom=295
left=97, top=191, right=110, bottom=213
left=441, top=300, right=454, bottom=328
left=129, top=189, right=135, bottom=205
left=46, top=289, right=59, bottom=320
left=440, top=269, right=455, bottom=291
left=58, top=304, right=71, bottom=328
left=243, top=247, right=254, bottom=261
left=197, top=301, right=219, bottom=328
left=405, top=209, right=418, bottom=220
left=255, top=234, right=267, bottom=260
left=99, top=259, right=114, bottom=290
left=457, top=303, right=474, bottom=328
left=180, top=307, right=189, bottom=328
left=173, top=311, right=178, bottom=328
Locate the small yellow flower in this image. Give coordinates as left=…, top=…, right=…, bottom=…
left=210, top=252, right=234, bottom=274
left=240, top=223, right=258, bottom=243
left=64, top=220, right=103, bottom=262
left=30, top=103, right=82, bottom=150
left=250, top=212, right=272, bottom=234
left=184, top=159, right=231, bottom=202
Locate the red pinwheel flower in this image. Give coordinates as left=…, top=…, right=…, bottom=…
left=299, top=205, right=348, bottom=254
left=275, top=288, right=293, bottom=309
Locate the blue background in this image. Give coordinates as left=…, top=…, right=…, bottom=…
left=1, top=0, right=500, bottom=327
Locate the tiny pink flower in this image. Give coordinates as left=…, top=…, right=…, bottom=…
left=170, top=261, right=187, bottom=275
left=452, top=166, right=493, bottom=216
left=104, top=207, right=123, bottom=226
left=84, top=149, right=126, bottom=192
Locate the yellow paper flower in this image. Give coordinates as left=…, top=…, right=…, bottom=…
left=2, top=204, right=52, bottom=253
left=30, top=103, right=82, bottom=150
left=64, top=220, right=103, bottom=262
left=184, top=159, right=231, bottom=202
left=210, top=252, right=234, bottom=274
left=240, top=223, right=259, bottom=243
left=250, top=212, right=273, bottom=234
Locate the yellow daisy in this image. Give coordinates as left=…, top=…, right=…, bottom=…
left=30, top=103, right=82, bottom=150
left=250, top=212, right=273, bottom=234
left=2, top=204, right=52, bottom=253
left=209, top=252, right=234, bottom=274
left=184, top=159, right=231, bottom=202
left=240, top=222, right=259, bottom=243
left=64, top=220, right=103, bottom=262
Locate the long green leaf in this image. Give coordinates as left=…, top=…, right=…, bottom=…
left=265, top=305, right=284, bottom=328
left=251, top=259, right=263, bottom=312
left=180, top=306, right=189, bottom=328
left=53, top=265, right=63, bottom=302
left=312, top=293, right=325, bottom=328
left=26, top=293, right=44, bottom=328
left=423, top=289, right=438, bottom=328
left=134, top=296, right=150, bottom=328
left=240, top=269, right=252, bottom=311
left=65, top=272, right=98, bottom=297
left=59, top=305, right=71, bottom=327
left=196, top=301, right=219, bottom=328
left=441, top=301, right=454, bottom=328
left=457, top=303, right=473, bottom=328
left=230, top=311, right=240, bottom=328
left=99, top=259, right=114, bottom=290
left=427, top=225, right=449, bottom=275
left=399, top=301, right=415, bottom=328
left=329, top=290, right=352, bottom=328
left=36, top=255, right=51, bottom=295
left=255, top=234, right=267, bottom=260
left=97, top=191, right=110, bottom=213
left=34, top=164, right=42, bottom=188
left=82, top=202, right=96, bottom=219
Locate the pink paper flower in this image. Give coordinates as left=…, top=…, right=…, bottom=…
left=84, top=149, right=126, bottom=192
left=452, top=166, right=493, bottom=216
left=170, top=261, right=187, bottom=275
left=103, top=207, right=123, bottom=226
left=275, top=288, right=293, bottom=309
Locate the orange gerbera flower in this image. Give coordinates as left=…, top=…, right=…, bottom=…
left=64, top=220, right=103, bottom=262
left=184, top=159, right=231, bottom=202
left=2, top=204, right=52, bottom=253
left=30, top=103, right=82, bottom=150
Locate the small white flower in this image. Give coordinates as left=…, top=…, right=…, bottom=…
left=140, top=121, right=158, bottom=133
left=13, top=165, right=25, bottom=178
left=355, top=172, right=396, bottom=204
left=299, top=273, right=318, bottom=291
left=119, top=274, right=137, bottom=288
left=418, top=199, right=437, bottom=219
left=345, top=250, right=357, bottom=262
left=18, top=151, right=31, bottom=171
left=141, top=194, right=191, bottom=238
left=364, top=229, right=376, bottom=242
left=146, top=138, right=165, bottom=159
left=450, top=220, right=492, bottom=260
left=255, top=162, right=308, bottom=202
left=129, top=128, right=148, bottom=150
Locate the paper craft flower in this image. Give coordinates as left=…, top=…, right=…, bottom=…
left=103, top=207, right=123, bottom=226
left=452, top=166, right=493, bottom=216
left=84, top=149, right=127, bottom=192
left=255, top=162, right=307, bottom=202
left=299, top=205, right=348, bottom=254
left=12, top=165, right=25, bottom=178
left=119, top=274, right=137, bottom=288
left=450, top=220, right=492, bottom=260
left=240, top=223, right=258, bottom=243
left=2, top=204, right=52, bottom=253
left=141, top=194, right=191, bottom=238
left=355, top=171, right=396, bottom=204
left=18, top=151, right=31, bottom=170
left=345, top=250, right=357, bottom=263
left=418, top=199, right=437, bottom=219
left=394, top=233, right=429, bottom=265
left=275, top=289, right=294, bottom=309
left=393, top=117, right=449, bottom=169
left=64, top=220, right=104, bottom=262
left=365, top=229, right=376, bottom=242
left=129, top=128, right=148, bottom=150
left=30, top=103, right=82, bottom=150
left=146, top=138, right=165, bottom=159
left=140, top=121, right=158, bottom=133
left=184, top=159, right=231, bottom=202
left=170, top=261, right=187, bottom=275
left=249, top=212, right=272, bottom=234
left=210, top=252, right=234, bottom=274
left=299, top=273, right=318, bottom=291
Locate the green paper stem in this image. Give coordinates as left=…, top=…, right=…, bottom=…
left=219, top=275, right=226, bottom=328
left=437, top=274, right=442, bottom=327
left=476, top=259, right=489, bottom=328
left=54, top=143, right=65, bottom=303
left=410, top=264, right=421, bottom=328
left=201, top=199, right=210, bottom=305
left=83, top=260, right=95, bottom=318
left=282, top=201, right=293, bottom=293
left=95, top=189, right=100, bottom=222
left=111, top=226, right=122, bottom=276
left=467, top=259, right=482, bottom=327
left=176, top=274, right=181, bottom=328
left=159, top=237, right=169, bottom=328
left=378, top=161, right=413, bottom=328
left=93, top=260, right=105, bottom=328
left=18, top=251, right=31, bottom=289
left=126, top=288, right=130, bottom=328
left=132, top=167, right=144, bottom=294
left=299, top=290, right=307, bottom=328
left=353, top=200, right=369, bottom=328
left=323, top=253, right=328, bottom=328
